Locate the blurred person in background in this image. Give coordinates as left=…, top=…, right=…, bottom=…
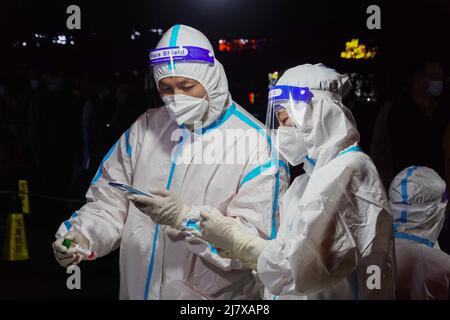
left=387, top=59, right=446, bottom=179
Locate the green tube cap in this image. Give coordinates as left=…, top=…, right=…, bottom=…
left=62, top=238, right=73, bottom=249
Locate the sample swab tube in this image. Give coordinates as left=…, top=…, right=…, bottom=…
left=62, top=238, right=96, bottom=260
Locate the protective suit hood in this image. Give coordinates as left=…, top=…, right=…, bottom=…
left=153, top=25, right=232, bottom=127
left=276, top=64, right=359, bottom=169
left=389, top=166, right=447, bottom=245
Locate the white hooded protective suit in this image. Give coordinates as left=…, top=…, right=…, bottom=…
left=55, top=24, right=289, bottom=300
left=389, top=166, right=450, bottom=299
left=257, top=64, right=396, bottom=300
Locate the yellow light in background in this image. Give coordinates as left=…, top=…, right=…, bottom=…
left=341, top=38, right=377, bottom=60
left=268, top=71, right=279, bottom=89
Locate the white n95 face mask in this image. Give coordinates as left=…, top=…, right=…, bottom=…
left=162, top=94, right=209, bottom=126
left=276, top=126, right=307, bottom=166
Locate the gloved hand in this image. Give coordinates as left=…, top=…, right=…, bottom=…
left=53, top=230, right=90, bottom=268
left=199, top=209, right=268, bottom=270
left=128, top=189, right=190, bottom=230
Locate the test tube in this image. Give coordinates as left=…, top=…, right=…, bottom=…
left=62, top=238, right=96, bottom=260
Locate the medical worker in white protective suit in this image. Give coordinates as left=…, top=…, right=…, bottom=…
left=389, top=166, right=450, bottom=299
left=52, top=24, right=289, bottom=300
left=199, top=64, right=396, bottom=299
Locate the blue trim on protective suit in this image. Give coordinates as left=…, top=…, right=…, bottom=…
left=62, top=212, right=79, bottom=232
left=271, top=168, right=280, bottom=240
left=240, top=160, right=273, bottom=187
left=91, top=139, right=119, bottom=185
left=91, top=128, right=135, bottom=185
left=239, top=159, right=288, bottom=240
left=305, top=155, right=316, bottom=166
left=144, top=224, right=160, bottom=299
left=233, top=106, right=288, bottom=240
left=168, top=24, right=181, bottom=71
left=394, top=231, right=434, bottom=247
left=233, top=108, right=271, bottom=146
left=200, top=103, right=236, bottom=135
left=338, top=145, right=361, bottom=156
left=144, top=126, right=187, bottom=300
left=306, top=145, right=362, bottom=169
left=124, top=128, right=132, bottom=157
left=167, top=129, right=189, bottom=190
left=64, top=220, right=72, bottom=231
left=169, top=25, right=181, bottom=47
left=398, top=166, right=418, bottom=224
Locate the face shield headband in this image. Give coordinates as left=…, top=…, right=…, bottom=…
left=149, top=46, right=215, bottom=73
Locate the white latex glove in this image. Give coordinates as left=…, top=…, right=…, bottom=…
left=128, top=189, right=190, bottom=230
left=199, top=209, right=268, bottom=270
left=53, top=230, right=90, bottom=268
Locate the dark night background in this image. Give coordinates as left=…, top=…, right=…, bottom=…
left=0, top=0, right=449, bottom=299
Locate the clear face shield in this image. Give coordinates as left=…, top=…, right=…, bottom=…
left=266, top=85, right=312, bottom=166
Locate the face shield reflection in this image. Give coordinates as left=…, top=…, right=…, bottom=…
left=266, top=85, right=312, bottom=166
